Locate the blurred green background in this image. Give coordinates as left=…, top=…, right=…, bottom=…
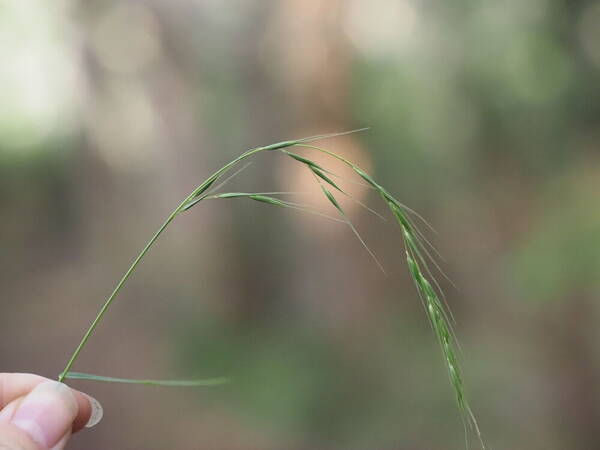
left=2, top=1, right=600, bottom=449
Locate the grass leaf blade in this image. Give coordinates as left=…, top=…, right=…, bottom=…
left=63, top=372, right=229, bottom=387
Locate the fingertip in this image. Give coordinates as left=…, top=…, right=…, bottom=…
left=10, top=381, right=79, bottom=448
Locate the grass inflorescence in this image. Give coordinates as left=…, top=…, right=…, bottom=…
left=58, top=129, right=484, bottom=448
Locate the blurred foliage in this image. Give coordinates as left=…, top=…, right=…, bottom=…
left=2, top=1, right=600, bottom=449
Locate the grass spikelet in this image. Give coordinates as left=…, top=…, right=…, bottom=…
left=319, top=184, right=344, bottom=213
left=190, top=173, right=220, bottom=199
left=281, top=150, right=325, bottom=169
left=281, top=150, right=384, bottom=222
left=310, top=167, right=345, bottom=193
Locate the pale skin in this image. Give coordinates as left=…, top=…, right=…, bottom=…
left=0, top=373, right=102, bottom=450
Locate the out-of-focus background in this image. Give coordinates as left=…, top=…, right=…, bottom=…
left=1, top=1, right=600, bottom=449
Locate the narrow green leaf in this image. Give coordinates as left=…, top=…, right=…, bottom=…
left=63, top=372, right=229, bottom=387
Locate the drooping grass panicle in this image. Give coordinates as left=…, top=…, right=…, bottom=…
left=58, top=128, right=483, bottom=447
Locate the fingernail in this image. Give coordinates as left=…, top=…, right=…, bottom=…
left=10, top=381, right=78, bottom=449
left=83, top=394, right=103, bottom=428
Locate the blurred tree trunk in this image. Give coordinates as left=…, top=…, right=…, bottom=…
left=262, top=0, right=381, bottom=346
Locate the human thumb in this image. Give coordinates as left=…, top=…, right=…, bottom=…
left=0, top=381, right=79, bottom=450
